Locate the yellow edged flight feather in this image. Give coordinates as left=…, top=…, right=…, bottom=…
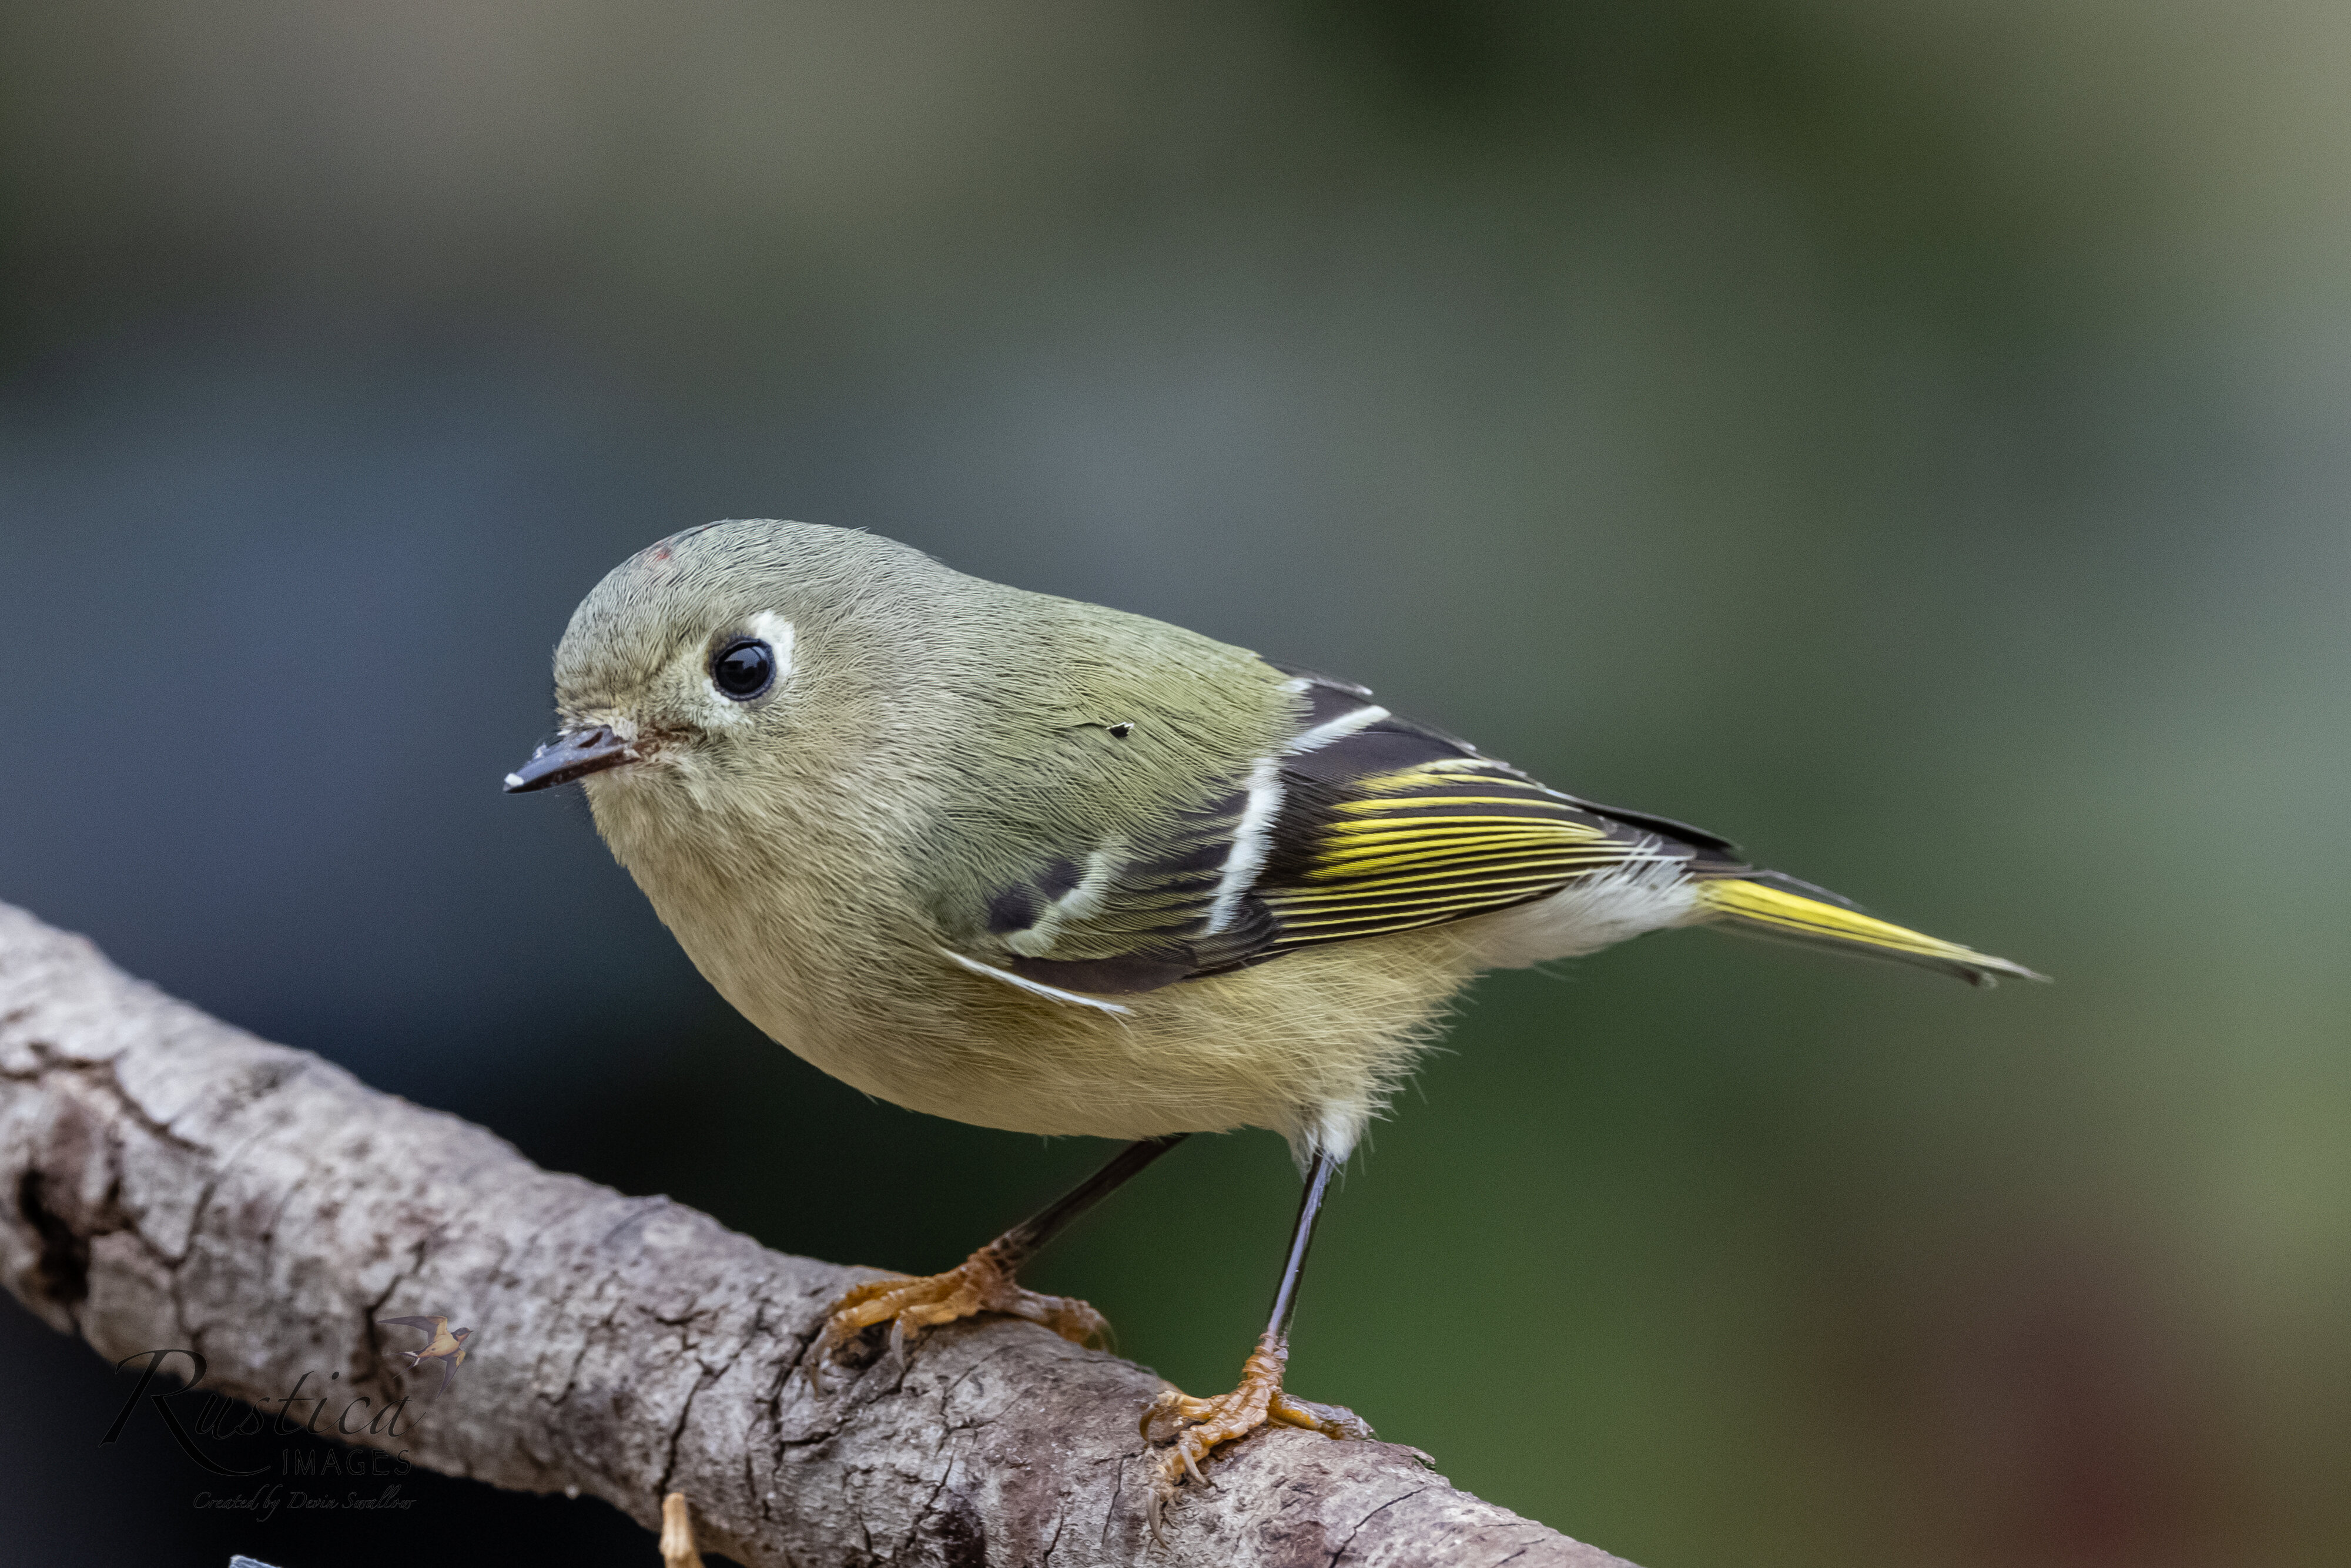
left=1693, top=877, right=2044, bottom=986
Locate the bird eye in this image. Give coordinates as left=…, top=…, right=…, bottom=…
left=710, top=639, right=775, bottom=700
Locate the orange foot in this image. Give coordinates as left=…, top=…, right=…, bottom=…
left=1140, top=1331, right=1373, bottom=1532
left=809, top=1242, right=1107, bottom=1388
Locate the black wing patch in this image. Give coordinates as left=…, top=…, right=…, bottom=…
left=989, top=780, right=1278, bottom=994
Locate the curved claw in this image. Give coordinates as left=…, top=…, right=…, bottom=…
left=1179, top=1444, right=1212, bottom=1489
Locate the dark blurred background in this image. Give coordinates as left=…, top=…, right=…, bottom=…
left=3, top=2, right=2346, bottom=1564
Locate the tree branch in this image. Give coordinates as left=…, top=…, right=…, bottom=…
left=0, top=901, right=1635, bottom=1567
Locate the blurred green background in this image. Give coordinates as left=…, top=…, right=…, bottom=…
left=2, top=3, right=2345, bottom=1564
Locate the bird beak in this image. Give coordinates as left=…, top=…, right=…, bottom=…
left=504, top=725, right=638, bottom=793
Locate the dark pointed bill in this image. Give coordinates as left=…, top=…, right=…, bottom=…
left=504, top=726, right=637, bottom=793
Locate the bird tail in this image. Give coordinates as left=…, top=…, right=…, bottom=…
left=1692, top=875, right=2044, bottom=986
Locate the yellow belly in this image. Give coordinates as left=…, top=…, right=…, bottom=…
left=719, top=926, right=1482, bottom=1160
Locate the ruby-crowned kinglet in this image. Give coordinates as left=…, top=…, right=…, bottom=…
left=507, top=519, right=2038, bottom=1512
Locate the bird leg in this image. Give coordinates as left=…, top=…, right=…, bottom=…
left=809, top=1135, right=1186, bottom=1385
left=1140, top=1147, right=1369, bottom=1532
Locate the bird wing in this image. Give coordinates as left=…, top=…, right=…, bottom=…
left=379, top=1315, right=446, bottom=1336
left=1248, top=718, right=1727, bottom=955
left=966, top=670, right=1736, bottom=998
left=958, top=753, right=1285, bottom=998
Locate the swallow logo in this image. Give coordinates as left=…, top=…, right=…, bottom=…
left=378, top=1316, right=473, bottom=1394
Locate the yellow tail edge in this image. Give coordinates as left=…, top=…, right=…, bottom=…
left=1694, top=877, right=2046, bottom=987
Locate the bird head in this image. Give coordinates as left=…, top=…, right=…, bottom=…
left=504, top=520, right=956, bottom=810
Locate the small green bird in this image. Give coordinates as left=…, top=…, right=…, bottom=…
left=506, top=520, right=2038, bottom=1513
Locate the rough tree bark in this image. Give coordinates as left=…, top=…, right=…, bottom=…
left=0, top=902, right=1637, bottom=1567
